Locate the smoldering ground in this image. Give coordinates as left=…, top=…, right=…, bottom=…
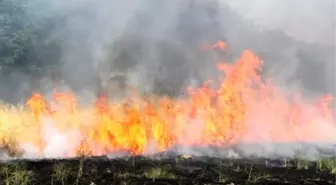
left=0, top=0, right=335, bottom=159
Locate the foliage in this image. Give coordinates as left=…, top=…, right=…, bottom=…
left=0, top=0, right=61, bottom=74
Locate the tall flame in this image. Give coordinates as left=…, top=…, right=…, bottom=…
left=0, top=41, right=335, bottom=157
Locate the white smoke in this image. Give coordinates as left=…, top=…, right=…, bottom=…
left=0, top=0, right=335, bottom=160
left=223, top=0, right=335, bottom=45
left=18, top=117, right=82, bottom=159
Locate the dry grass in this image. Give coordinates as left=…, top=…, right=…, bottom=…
left=0, top=162, right=34, bottom=185
left=0, top=103, right=29, bottom=157
left=0, top=103, right=39, bottom=154
left=143, top=165, right=176, bottom=180
left=0, top=101, right=98, bottom=158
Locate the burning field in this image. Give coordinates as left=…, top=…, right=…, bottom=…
left=0, top=40, right=335, bottom=184
left=0, top=41, right=335, bottom=157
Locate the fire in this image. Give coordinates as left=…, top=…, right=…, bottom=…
left=0, top=41, right=335, bottom=157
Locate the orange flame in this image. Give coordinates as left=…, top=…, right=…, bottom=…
left=7, top=41, right=336, bottom=156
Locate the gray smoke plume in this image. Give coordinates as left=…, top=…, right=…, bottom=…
left=1, top=0, right=335, bottom=100
left=0, top=0, right=335, bottom=160
left=223, top=0, right=335, bottom=97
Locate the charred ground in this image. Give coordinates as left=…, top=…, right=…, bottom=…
left=0, top=154, right=335, bottom=185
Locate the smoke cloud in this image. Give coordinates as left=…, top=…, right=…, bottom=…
left=224, top=0, right=335, bottom=45
left=0, top=0, right=335, bottom=160
left=223, top=0, right=335, bottom=97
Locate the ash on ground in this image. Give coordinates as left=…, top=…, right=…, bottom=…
left=146, top=142, right=336, bottom=161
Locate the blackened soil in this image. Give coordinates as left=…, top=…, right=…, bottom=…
left=0, top=156, right=335, bottom=185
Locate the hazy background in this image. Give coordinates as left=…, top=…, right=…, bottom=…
left=224, top=0, right=335, bottom=45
